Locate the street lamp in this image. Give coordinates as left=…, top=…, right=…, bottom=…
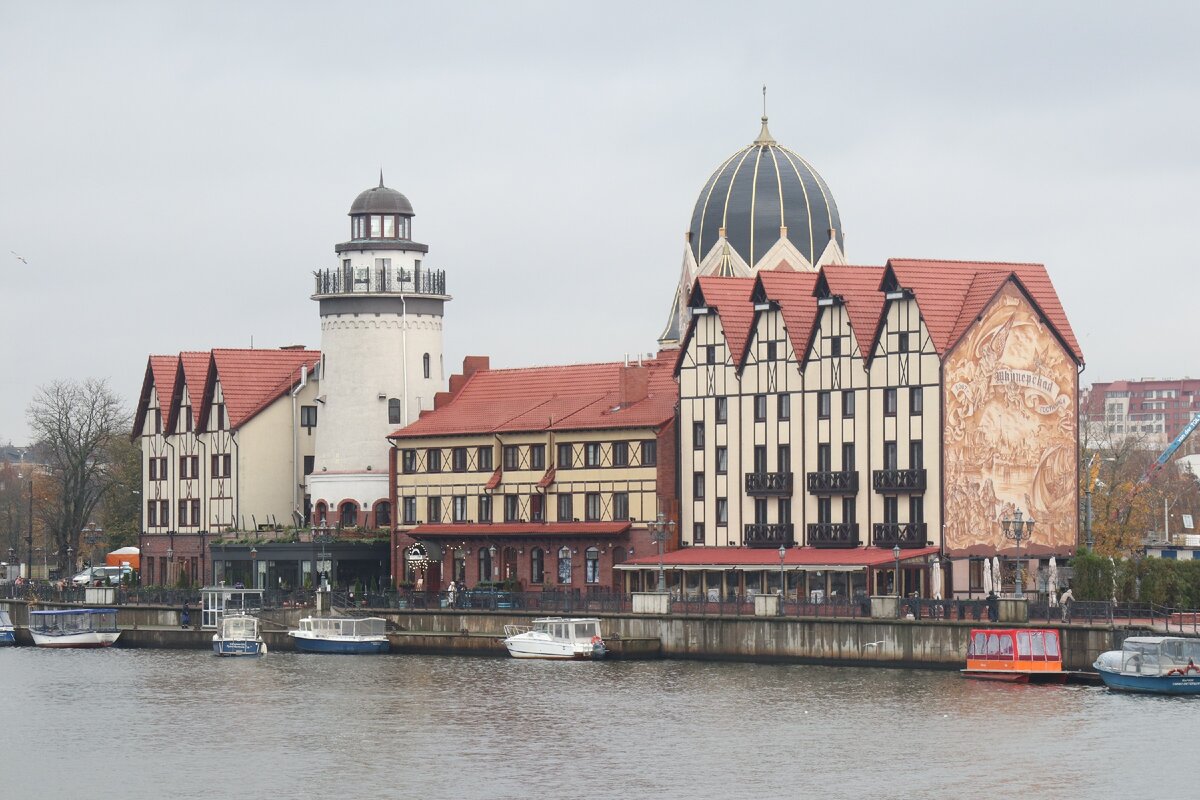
left=777, top=544, right=787, bottom=615
left=892, top=544, right=902, bottom=598
left=1000, top=508, right=1035, bottom=600
left=250, top=546, right=258, bottom=590
left=67, top=547, right=74, bottom=575
left=648, top=512, right=675, bottom=594
left=488, top=544, right=498, bottom=581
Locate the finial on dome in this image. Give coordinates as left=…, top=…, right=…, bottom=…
left=379, top=169, right=385, bottom=188
left=754, top=85, right=776, bottom=145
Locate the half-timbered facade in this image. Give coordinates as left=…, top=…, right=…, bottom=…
left=389, top=354, right=678, bottom=593
left=639, top=258, right=1082, bottom=601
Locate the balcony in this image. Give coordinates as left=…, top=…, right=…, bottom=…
left=313, top=265, right=447, bottom=298
left=743, top=523, right=795, bottom=548
left=872, top=522, right=929, bottom=549
left=745, top=472, right=793, bottom=497
left=806, top=523, right=861, bottom=548
left=806, top=470, right=859, bottom=495
left=872, top=468, right=927, bottom=493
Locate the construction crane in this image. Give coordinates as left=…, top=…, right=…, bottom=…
left=1116, top=410, right=1200, bottom=524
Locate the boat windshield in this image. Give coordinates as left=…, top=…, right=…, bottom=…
left=0, top=610, right=12, bottom=627
left=221, top=616, right=258, bottom=638
left=572, top=621, right=598, bottom=640
left=351, top=618, right=386, bottom=636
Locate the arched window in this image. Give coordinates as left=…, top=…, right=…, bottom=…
left=388, top=398, right=401, bottom=425
left=503, top=546, right=517, bottom=581
left=373, top=501, right=391, bottom=528
left=478, top=548, right=493, bottom=584
left=585, top=547, right=600, bottom=584
left=557, top=546, right=572, bottom=584
left=423, top=353, right=431, bottom=379
left=339, top=501, right=358, bottom=528
left=315, top=502, right=328, bottom=525
left=531, top=548, right=544, bottom=584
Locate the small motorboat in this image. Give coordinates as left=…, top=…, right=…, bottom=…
left=212, top=613, right=266, bottom=656
left=503, top=617, right=607, bottom=660
left=29, top=608, right=121, bottom=648
left=0, top=610, right=15, bottom=645
left=962, top=628, right=1066, bottom=683
left=1094, top=636, right=1200, bottom=695
left=289, top=616, right=390, bottom=654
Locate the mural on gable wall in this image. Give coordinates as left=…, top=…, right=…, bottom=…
left=943, top=282, right=1077, bottom=555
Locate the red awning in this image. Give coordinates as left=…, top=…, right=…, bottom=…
left=484, top=468, right=502, bottom=491
left=616, top=546, right=939, bottom=571
left=537, top=467, right=556, bottom=489
left=405, top=521, right=632, bottom=538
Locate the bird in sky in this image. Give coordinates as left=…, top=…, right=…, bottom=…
left=864, top=641, right=885, bottom=647
left=10, top=251, right=28, bottom=265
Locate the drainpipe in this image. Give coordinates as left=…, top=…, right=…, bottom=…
left=400, top=294, right=409, bottom=426
left=291, top=365, right=309, bottom=525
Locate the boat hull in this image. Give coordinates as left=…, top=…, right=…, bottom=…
left=291, top=634, right=390, bottom=655
left=504, top=639, right=606, bottom=660
left=30, top=630, right=120, bottom=648
left=213, top=638, right=264, bottom=657
left=1096, top=668, right=1200, bottom=695
left=961, top=669, right=1067, bottom=684
left=0, top=630, right=15, bottom=646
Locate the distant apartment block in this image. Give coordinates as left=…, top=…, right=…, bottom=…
left=1081, top=379, right=1200, bottom=450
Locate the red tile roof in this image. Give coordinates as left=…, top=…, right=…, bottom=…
left=131, top=355, right=180, bottom=439
left=390, top=352, right=676, bottom=439
left=179, top=352, right=212, bottom=428
left=405, top=522, right=632, bottom=537
left=209, top=348, right=320, bottom=429
left=756, top=271, right=820, bottom=362
left=618, top=545, right=939, bottom=569
left=820, top=265, right=888, bottom=358
left=693, top=276, right=756, bottom=368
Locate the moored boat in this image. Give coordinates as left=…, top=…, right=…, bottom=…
left=503, top=617, right=607, bottom=660
left=29, top=608, right=121, bottom=648
left=289, top=616, right=390, bottom=654
left=1094, top=636, right=1200, bottom=695
left=0, top=610, right=15, bottom=645
left=212, top=613, right=265, bottom=656
left=962, top=628, right=1066, bottom=683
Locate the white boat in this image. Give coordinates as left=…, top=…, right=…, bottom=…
left=289, top=616, right=390, bottom=654
left=29, top=608, right=121, bottom=648
left=0, top=609, right=15, bottom=645
left=212, top=613, right=266, bottom=656
left=1094, top=636, right=1200, bottom=695
left=502, top=617, right=607, bottom=660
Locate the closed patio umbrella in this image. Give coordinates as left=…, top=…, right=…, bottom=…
left=1047, top=557, right=1059, bottom=607
left=931, top=557, right=943, bottom=600
left=982, top=558, right=993, bottom=597
left=993, top=556, right=1003, bottom=596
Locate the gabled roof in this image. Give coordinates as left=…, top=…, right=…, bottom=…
left=678, top=276, right=756, bottom=373
left=179, top=352, right=212, bottom=428
left=209, top=348, right=321, bottom=429
left=818, top=265, right=887, bottom=359
left=390, top=352, right=676, bottom=440
left=755, top=271, right=820, bottom=363
left=131, top=355, right=180, bottom=439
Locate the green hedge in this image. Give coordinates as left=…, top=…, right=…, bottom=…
left=1070, top=549, right=1200, bottom=606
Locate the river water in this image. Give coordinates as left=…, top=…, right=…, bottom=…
left=0, top=647, right=1193, bottom=799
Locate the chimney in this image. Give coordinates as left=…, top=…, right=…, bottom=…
left=619, top=363, right=650, bottom=407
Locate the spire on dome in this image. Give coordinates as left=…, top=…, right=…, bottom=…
left=379, top=169, right=385, bottom=188
left=754, top=85, right=776, bottom=145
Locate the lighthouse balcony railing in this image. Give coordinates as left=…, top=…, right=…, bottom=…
left=313, top=266, right=446, bottom=297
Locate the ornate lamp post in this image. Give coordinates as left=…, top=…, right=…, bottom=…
left=1000, top=508, right=1035, bottom=600
left=648, top=512, right=676, bottom=594
left=67, top=547, right=74, bottom=575
left=488, top=544, right=498, bottom=582
left=249, top=546, right=258, bottom=589
left=892, top=544, right=902, bottom=598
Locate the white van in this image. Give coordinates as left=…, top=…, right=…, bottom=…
left=71, top=566, right=131, bottom=587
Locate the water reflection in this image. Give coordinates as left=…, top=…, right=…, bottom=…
left=0, top=649, right=1193, bottom=799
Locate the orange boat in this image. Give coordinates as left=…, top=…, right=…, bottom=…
left=963, top=628, right=1066, bottom=684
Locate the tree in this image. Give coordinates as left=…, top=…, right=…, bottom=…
left=26, top=379, right=129, bottom=575
left=98, top=433, right=141, bottom=553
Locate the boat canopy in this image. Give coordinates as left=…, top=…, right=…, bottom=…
left=299, top=617, right=386, bottom=637
left=530, top=618, right=600, bottom=641
left=968, top=629, right=1061, bottom=661
left=1120, top=637, right=1200, bottom=673
left=30, top=608, right=118, bottom=633
left=219, top=615, right=259, bottom=639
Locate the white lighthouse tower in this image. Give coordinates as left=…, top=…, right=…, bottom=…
left=307, top=174, right=450, bottom=529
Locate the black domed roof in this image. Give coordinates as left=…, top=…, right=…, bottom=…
left=688, top=119, right=842, bottom=268
left=349, top=173, right=414, bottom=216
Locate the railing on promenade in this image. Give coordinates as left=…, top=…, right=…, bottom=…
left=898, top=597, right=989, bottom=621
left=670, top=594, right=869, bottom=619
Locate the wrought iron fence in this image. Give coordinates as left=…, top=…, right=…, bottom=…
left=898, top=597, right=989, bottom=621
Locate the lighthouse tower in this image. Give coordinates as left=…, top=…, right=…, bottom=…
left=307, top=174, right=450, bottom=529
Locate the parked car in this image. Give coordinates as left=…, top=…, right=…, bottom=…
left=71, top=566, right=131, bottom=587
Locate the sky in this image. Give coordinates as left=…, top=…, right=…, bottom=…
left=2, top=1, right=1199, bottom=443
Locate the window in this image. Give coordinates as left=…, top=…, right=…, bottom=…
left=214, top=403, right=226, bottom=430
left=426, top=449, right=442, bottom=473
left=452, top=447, right=467, bottom=472
left=388, top=399, right=401, bottom=425
left=375, top=501, right=391, bottom=527
left=818, top=391, right=831, bottom=419
left=693, top=421, right=705, bottom=449
left=479, top=549, right=493, bottom=582
left=211, top=453, right=231, bottom=478
left=303, top=455, right=314, bottom=476
left=402, top=450, right=417, bottom=474
left=149, top=457, right=166, bottom=481
left=530, top=494, right=544, bottom=522
left=897, top=332, right=909, bottom=353
left=884, top=388, right=898, bottom=416
left=340, top=501, right=358, bottom=527
left=147, top=501, right=157, bottom=527
left=841, top=496, right=855, bottom=524
left=830, top=336, right=842, bottom=357
left=585, top=547, right=601, bottom=584
left=641, top=440, right=657, bottom=466
left=818, top=497, right=832, bottom=524
left=910, top=386, right=923, bottom=415
left=910, top=440, right=923, bottom=470
left=503, top=445, right=520, bottom=470
left=767, top=341, right=778, bottom=361
left=558, top=546, right=572, bottom=584
left=817, top=443, right=831, bottom=473
left=716, top=446, right=728, bottom=474
left=478, top=495, right=492, bottom=523
left=179, top=455, right=199, bottom=479
left=693, top=522, right=704, bottom=545
left=715, top=396, right=728, bottom=423
left=584, top=443, right=601, bottom=467
left=530, top=444, right=546, bottom=470
left=612, top=491, right=629, bottom=520
left=557, top=493, right=574, bottom=521
left=910, top=495, right=925, bottom=523
left=178, top=499, right=189, bottom=527
left=422, top=353, right=431, bottom=379
left=531, top=548, right=545, bottom=584
left=452, top=496, right=467, bottom=522
left=716, top=498, right=728, bottom=526
left=778, top=445, right=791, bottom=472
left=611, top=441, right=628, bottom=467
left=426, top=496, right=441, bottom=523
left=778, top=394, right=790, bottom=420
left=842, top=391, right=855, bottom=418
left=884, top=441, right=898, bottom=470
left=693, top=472, right=705, bottom=500
left=159, top=500, right=169, bottom=527
left=753, top=445, right=767, bottom=474
left=182, top=408, right=192, bottom=433
left=557, top=443, right=573, bottom=468
left=504, top=494, right=520, bottom=522
left=705, top=344, right=717, bottom=365
left=585, top=492, right=601, bottom=521
left=883, top=496, right=899, bottom=524
left=477, top=446, right=493, bottom=471
left=841, top=442, right=855, bottom=470
left=754, top=395, right=767, bottom=421
left=153, top=409, right=162, bottom=434
left=402, top=497, right=416, bottom=524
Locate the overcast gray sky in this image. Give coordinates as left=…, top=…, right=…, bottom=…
left=2, top=1, right=1198, bottom=443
